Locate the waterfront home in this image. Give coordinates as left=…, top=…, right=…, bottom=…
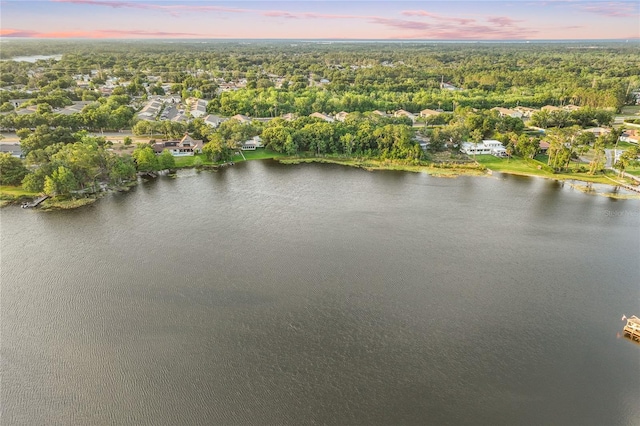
left=152, top=133, right=203, bottom=156
left=461, top=140, right=507, bottom=157
left=538, top=141, right=550, bottom=154
left=310, top=112, right=335, bottom=122
left=241, top=136, right=263, bottom=151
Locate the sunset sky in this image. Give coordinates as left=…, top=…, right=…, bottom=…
left=1, top=0, right=639, bottom=40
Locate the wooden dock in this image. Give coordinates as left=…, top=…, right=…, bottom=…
left=623, top=315, right=640, bottom=344
left=21, top=195, right=49, bottom=209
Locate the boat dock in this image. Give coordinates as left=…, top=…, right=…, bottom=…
left=21, top=195, right=49, bottom=209
left=622, top=315, right=640, bottom=343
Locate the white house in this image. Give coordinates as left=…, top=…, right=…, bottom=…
left=241, top=136, right=263, bottom=151
left=461, top=140, right=507, bottom=157
left=620, top=129, right=639, bottom=144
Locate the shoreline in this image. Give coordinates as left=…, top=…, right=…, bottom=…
left=3, top=155, right=639, bottom=210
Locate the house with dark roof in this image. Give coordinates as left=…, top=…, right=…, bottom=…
left=152, top=134, right=203, bottom=156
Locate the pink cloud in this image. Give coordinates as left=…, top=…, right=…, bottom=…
left=486, top=16, right=523, bottom=27
left=578, top=1, right=639, bottom=18
left=401, top=10, right=476, bottom=25
left=0, top=28, right=206, bottom=38
left=53, top=0, right=250, bottom=16
left=368, top=18, right=431, bottom=32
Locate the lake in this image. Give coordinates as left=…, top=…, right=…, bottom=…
left=7, top=54, right=63, bottom=63
left=2, top=161, right=639, bottom=425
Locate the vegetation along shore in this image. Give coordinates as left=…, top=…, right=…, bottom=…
left=1, top=40, right=639, bottom=209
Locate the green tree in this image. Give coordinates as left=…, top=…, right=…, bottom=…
left=132, top=145, right=159, bottom=172
left=0, top=153, right=29, bottom=185
left=158, top=150, right=176, bottom=170
left=43, top=165, right=78, bottom=196
left=202, top=133, right=234, bottom=162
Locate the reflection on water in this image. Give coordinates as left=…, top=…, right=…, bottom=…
left=2, top=162, right=639, bottom=425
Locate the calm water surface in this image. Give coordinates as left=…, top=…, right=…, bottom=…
left=2, top=161, right=639, bottom=425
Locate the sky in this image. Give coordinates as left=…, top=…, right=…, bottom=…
left=1, top=0, right=639, bottom=40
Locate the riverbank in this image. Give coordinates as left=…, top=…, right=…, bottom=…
left=3, top=151, right=639, bottom=209
left=276, top=154, right=640, bottom=194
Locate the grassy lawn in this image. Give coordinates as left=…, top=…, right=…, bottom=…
left=474, top=155, right=626, bottom=185
left=232, top=149, right=286, bottom=162
left=0, top=185, right=39, bottom=198
left=620, top=106, right=640, bottom=115
left=625, top=164, right=640, bottom=176
left=605, top=141, right=638, bottom=149
left=173, top=149, right=285, bottom=168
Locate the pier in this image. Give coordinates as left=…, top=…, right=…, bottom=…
left=623, top=316, right=640, bottom=343
left=21, top=195, right=49, bottom=209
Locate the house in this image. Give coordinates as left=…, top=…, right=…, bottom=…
left=281, top=113, right=296, bottom=121
left=137, top=99, right=163, bottom=121
left=538, top=141, right=550, bottom=154
left=189, top=98, right=208, bottom=118
left=0, top=143, right=23, bottom=158
left=461, top=140, right=507, bottom=157
left=440, top=80, right=461, bottom=91
left=203, top=114, right=224, bottom=128
left=372, top=110, right=388, bottom=117
left=491, top=107, right=523, bottom=119
left=583, top=127, right=611, bottom=137
left=152, top=133, right=203, bottom=156
left=514, top=106, right=538, bottom=118
left=419, top=108, right=441, bottom=118
left=310, top=112, right=334, bottom=122
left=541, top=105, right=562, bottom=112
left=335, top=111, right=349, bottom=122
left=563, top=104, right=581, bottom=112
left=241, top=136, right=263, bottom=151
left=394, top=109, right=416, bottom=122
left=231, top=114, right=252, bottom=124
left=620, top=129, right=639, bottom=144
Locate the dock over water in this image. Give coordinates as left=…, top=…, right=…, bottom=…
left=21, top=195, right=49, bottom=209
